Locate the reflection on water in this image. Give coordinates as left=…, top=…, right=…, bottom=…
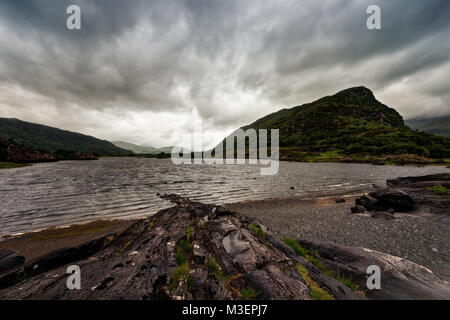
left=0, top=158, right=448, bottom=235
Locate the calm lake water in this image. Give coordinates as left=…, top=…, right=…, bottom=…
left=1, top=158, right=449, bottom=236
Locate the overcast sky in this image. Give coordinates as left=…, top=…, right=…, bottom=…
left=0, top=0, right=449, bottom=148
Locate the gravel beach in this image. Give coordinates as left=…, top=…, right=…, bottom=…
left=1, top=190, right=449, bottom=284
left=226, top=194, right=450, bottom=282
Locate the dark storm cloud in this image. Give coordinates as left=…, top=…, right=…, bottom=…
left=0, top=0, right=449, bottom=146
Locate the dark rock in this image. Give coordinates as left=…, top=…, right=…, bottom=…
left=369, top=189, right=415, bottom=212
left=355, top=195, right=380, bottom=211
left=0, top=250, right=24, bottom=275
left=290, top=186, right=296, bottom=190
left=371, top=212, right=395, bottom=220
left=387, top=173, right=450, bottom=186
left=354, top=173, right=450, bottom=216
left=0, top=195, right=361, bottom=300
left=0, top=234, right=112, bottom=290
left=335, top=198, right=346, bottom=203
left=54, top=150, right=98, bottom=160
left=1, top=195, right=447, bottom=300
left=296, top=240, right=450, bottom=300
left=5, top=143, right=56, bottom=163
left=351, top=205, right=366, bottom=213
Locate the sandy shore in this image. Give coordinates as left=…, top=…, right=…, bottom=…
left=0, top=219, right=136, bottom=261
left=1, top=191, right=449, bottom=282
left=225, top=194, right=450, bottom=282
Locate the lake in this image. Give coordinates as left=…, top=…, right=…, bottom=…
left=1, top=158, right=449, bottom=236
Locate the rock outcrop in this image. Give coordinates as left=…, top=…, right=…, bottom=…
left=354, top=173, right=450, bottom=215
left=297, top=240, right=450, bottom=300
left=368, top=189, right=416, bottom=212
left=3, top=142, right=56, bottom=163
left=0, top=195, right=448, bottom=300
left=0, top=139, right=98, bottom=163
left=53, top=150, right=98, bottom=160
left=0, top=250, right=25, bottom=275
left=387, top=173, right=450, bottom=186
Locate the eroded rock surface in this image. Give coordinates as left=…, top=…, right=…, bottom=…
left=297, top=240, right=450, bottom=300
left=0, top=194, right=448, bottom=300
left=0, top=195, right=360, bottom=300
left=0, top=250, right=24, bottom=275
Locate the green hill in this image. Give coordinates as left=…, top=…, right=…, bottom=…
left=220, top=87, right=450, bottom=164
left=406, top=116, right=450, bottom=138
left=0, top=118, right=132, bottom=156
left=112, top=141, right=174, bottom=154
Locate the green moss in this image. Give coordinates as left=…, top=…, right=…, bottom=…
left=427, top=185, right=450, bottom=196
left=335, top=270, right=360, bottom=291
left=175, top=239, right=192, bottom=265
left=116, top=240, right=133, bottom=255
left=206, top=257, right=226, bottom=280
left=284, top=238, right=360, bottom=292
left=0, top=162, right=29, bottom=169
left=170, top=222, right=196, bottom=294
left=146, top=218, right=156, bottom=231
left=250, top=224, right=266, bottom=238
left=296, top=264, right=334, bottom=300
left=169, top=264, right=191, bottom=294
left=240, top=286, right=259, bottom=299
left=186, top=221, right=194, bottom=242
left=283, top=237, right=307, bottom=258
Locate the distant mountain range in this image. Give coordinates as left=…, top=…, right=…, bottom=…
left=1, top=87, right=449, bottom=165
left=406, top=116, right=450, bottom=138
left=112, top=141, right=174, bottom=154
left=0, top=118, right=132, bottom=156
left=218, top=87, right=450, bottom=164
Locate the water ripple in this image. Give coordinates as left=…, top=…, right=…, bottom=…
left=0, top=158, right=448, bottom=236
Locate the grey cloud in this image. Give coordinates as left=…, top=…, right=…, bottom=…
left=0, top=0, right=449, bottom=146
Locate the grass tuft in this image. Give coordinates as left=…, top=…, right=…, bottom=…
left=240, top=286, right=259, bottom=299
left=206, top=257, right=226, bottom=280
left=284, top=238, right=360, bottom=292
left=282, top=237, right=307, bottom=257
left=427, top=185, right=450, bottom=196
left=169, top=264, right=191, bottom=294
left=296, top=263, right=334, bottom=300
left=0, top=162, right=29, bottom=169
left=250, top=224, right=266, bottom=238
left=335, top=270, right=360, bottom=291
left=169, top=221, right=195, bottom=295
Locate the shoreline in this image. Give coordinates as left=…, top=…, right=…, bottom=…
left=0, top=219, right=137, bottom=262
left=1, top=157, right=449, bottom=171
left=1, top=188, right=449, bottom=282
left=0, top=188, right=371, bottom=240
left=225, top=195, right=450, bottom=282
